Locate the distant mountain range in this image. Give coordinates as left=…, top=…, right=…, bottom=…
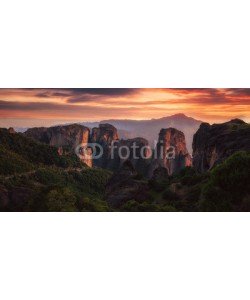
left=80, top=114, right=202, bottom=153
left=14, top=114, right=202, bottom=153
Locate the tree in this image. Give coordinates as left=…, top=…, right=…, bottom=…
left=200, top=151, right=250, bottom=211
left=45, top=188, right=77, bottom=212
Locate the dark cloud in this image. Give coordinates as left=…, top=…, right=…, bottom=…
left=35, top=92, right=50, bottom=98
left=161, top=88, right=250, bottom=96
left=0, top=100, right=140, bottom=114
left=51, top=92, right=70, bottom=97
left=0, top=100, right=70, bottom=111
left=66, top=88, right=139, bottom=96
left=1, top=89, right=249, bottom=110
left=68, top=94, right=101, bottom=103
left=66, top=88, right=140, bottom=103
left=225, top=88, right=250, bottom=96
left=165, top=88, right=250, bottom=104
left=29, top=88, right=140, bottom=103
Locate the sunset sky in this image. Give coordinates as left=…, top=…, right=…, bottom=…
left=0, top=88, right=249, bottom=128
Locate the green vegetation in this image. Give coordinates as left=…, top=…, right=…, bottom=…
left=0, top=128, right=83, bottom=170
left=0, top=145, right=34, bottom=175
left=0, top=128, right=249, bottom=212
left=130, top=152, right=250, bottom=212
left=0, top=129, right=112, bottom=212
left=121, top=199, right=177, bottom=212
left=1, top=166, right=112, bottom=212
left=199, top=151, right=250, bottom=211
left=45, top=188, right=77, bottom=212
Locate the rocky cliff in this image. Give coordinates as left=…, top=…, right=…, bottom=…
left=81, top=113, right=201, bottom=153
left=24, top=124, right=92, bottom=166
left=107, top=137, right=151, bottom=173
left=192, top=119, right=250, bottom=172
left=90, top=123, right=119, bottom=168
left=149, top=128, right=192, bottom=177
left=23, top=123, right=195, bottom=175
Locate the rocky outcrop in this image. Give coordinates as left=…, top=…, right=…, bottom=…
left=24, top=124, right=92, bottom=166
left=90, top=123, right=119, bottom=168
left=148, top=128, right=192, bottom=177
left=91, top=123, right=119, bottom=145
left=192, top=119, right=250, bottom=172
left=107, top=137, right=151, bottom=173
left=82, top=113, right=202, bottom=153
left=105, top=160, right=150, bottom=208
left=8, top=127, right=16, bottom=134
left=25, top=124, right=90, bottom=149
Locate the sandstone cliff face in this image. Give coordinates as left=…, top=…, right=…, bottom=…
left=24, top=124, right=92, bottom=166
left=149, top=128, right=192, bottom=177
left=25, top=124, right=90, bottom=148
left=91, top=123, right=119, bottom=145
left=192, top=119, right=250, bottom=173
left=90, top=123, right=119, bottom=168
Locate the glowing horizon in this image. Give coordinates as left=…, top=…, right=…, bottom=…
left=0, top=88, right=249, bottom=128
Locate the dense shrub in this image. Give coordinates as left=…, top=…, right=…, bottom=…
left=0, top=129, right=83, bottom=169
left=121, top=200, right=160, bottom=212
left=178, top=166, right=196, bottom=178
left=71, top=168, right=112, bottom=195
left=199, top=183, right=232, bottom=212
left=148, top=178, right=169, bottom=192
left=162, top=189, right=179, bottom=202
left=45, top=187, right=78, bottom=212
left=77, top=196, right=109, bottom=212
left=35, top=168, right=65, bottom=185
left=209, top=151, right=250, bottom=199
left=0, top=146, right=34, bottom=175
left=185, top=185, right=202, bottom=203
left=200, top=151, right=250, bottom=211
left=179, top=167, right=208, bottom=186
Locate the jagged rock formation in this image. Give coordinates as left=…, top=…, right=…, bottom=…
left=23, top=122, right=194, bottom=176
left=107, top=137, right=151, bottom=173
left=91, top=123, right=119, bottom=145
left=149, top=128, right=192, bottom=177
left=90, top=123, right=119, bottom=168
left=8, top=127, right=16, bottom=134
left=81, top=113, right=201, bottom=153
left=192, top=119, right=250, bottom=172
left=24, top=124, right=92, bottom=166
left=105, top=160, right=150, bottom=208
left=25, top=123, right=89, bottom=149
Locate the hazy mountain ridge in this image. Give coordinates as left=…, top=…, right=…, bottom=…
left=15, top=114, right=202, bottom=153
left=80, top=113, right=202, bottom=153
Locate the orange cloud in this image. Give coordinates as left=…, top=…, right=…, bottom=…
left=0, top=88, right=249, bottom=127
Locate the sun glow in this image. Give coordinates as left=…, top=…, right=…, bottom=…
left=0, top=88, right=249, bottom=127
